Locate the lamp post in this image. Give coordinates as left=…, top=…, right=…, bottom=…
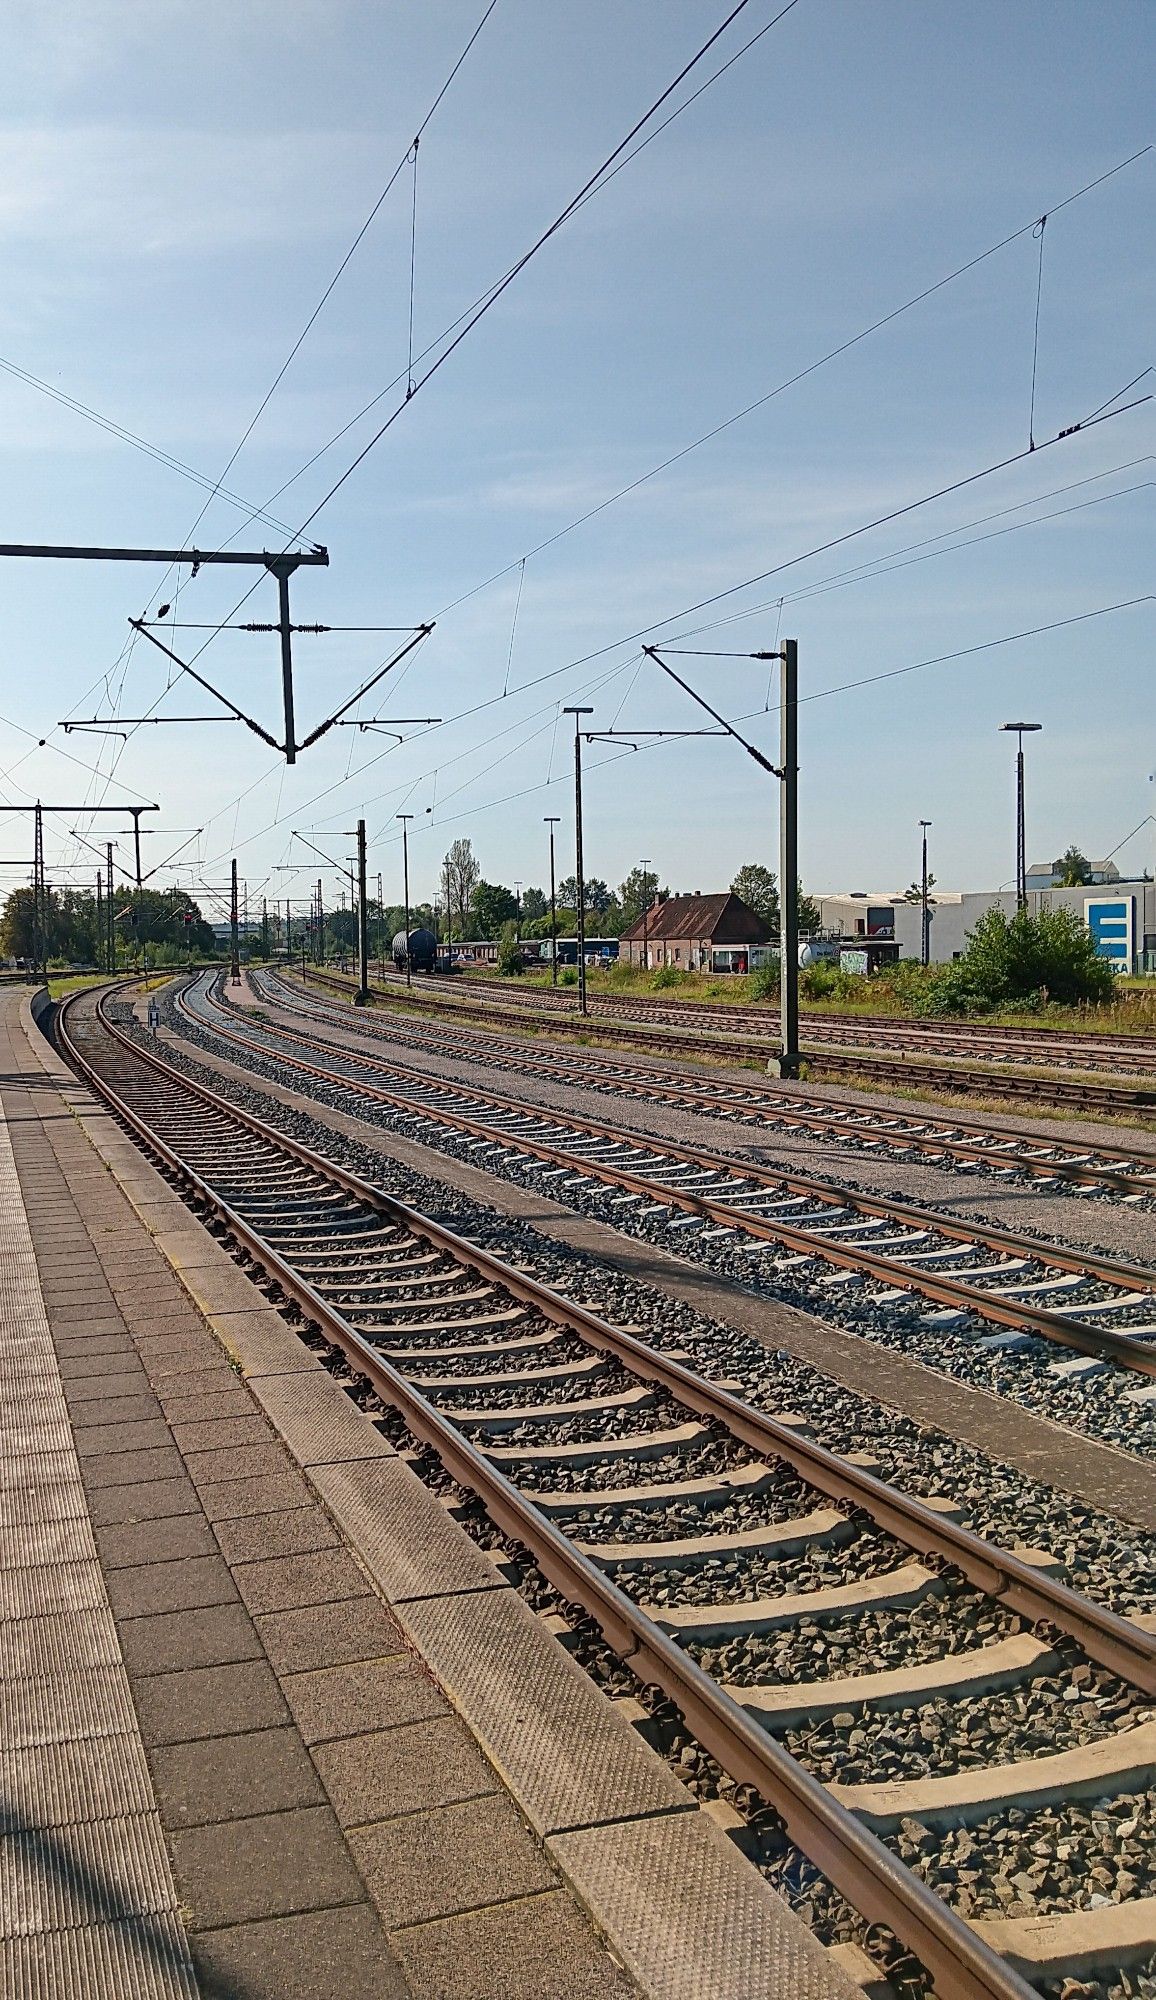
left=639, top=858, right=652, bottom=972
left=377, top=870, right=385, bottom=983
left=1000, top=723, right=1042, bottom=907
left=544, top=817, right=560, bottom=985
left=514, top=879, right=522, bottom=942
left=919, top=820, right=932, bottom=968
left=398, top=814, right=413, bottom=988
left=563, top=708, right=594, bottom=1015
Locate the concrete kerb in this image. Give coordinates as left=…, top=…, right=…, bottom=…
left=20, top=989, right=859, bottom=2000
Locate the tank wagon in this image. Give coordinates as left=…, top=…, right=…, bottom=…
left=392, top=927, right=438, bottom=974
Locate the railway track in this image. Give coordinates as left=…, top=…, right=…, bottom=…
left=442, top=971, right=1156, bottom=1072
left=257, top=969, right=1156, bottom=1203
left=57, top=983, right=1156, bottom=2000
left=304, top=966, right=1156, bottom=1117
left=186, top=974, right=1156, bottom=1386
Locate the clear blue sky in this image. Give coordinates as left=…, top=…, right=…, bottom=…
left=0, top=0, right=1151, bottom=922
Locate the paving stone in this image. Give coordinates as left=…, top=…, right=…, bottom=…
left=198, top=1470, right=314, bottom=1522
left=391, top=1887, right=636, bottom=2000
left=159, top=1387, right=256, bottom=1425
left=231, top=1547, right=369, bottom=1616
left=169, top=1805, right=364, bottom=1927
left=82, top=1444, right=188, bottom=1489
left=314, top=1717, right=498, bottom=1827
left=106, top=1553, right=239, bottom=1620
left=95, top=1513, right=219, bottom=1570
left=119, top=1601, right=263, bottom=1676
left=282, top=1655, right=445, bottom=1746
left=170, top=1414, right=273, bottom=1455
left=349, top=1792, right=556, bottom=1928
left=149, top=1726, right=324, bottom=1828
left=186, top=1443, right=295, bottom=1489
left=213, top=1507, right=339, bottom=1566
left=132, top=1660, right=291, bottom=1747
left=256, top=1597, right=406, bottom=1676
left=87, top=1474, right=200, bottom=1527
left=74, top=1416, right=175, bottom=1458
left=190, top=1903, right=408, bottom=2000
left=62, top=1370, right=151, bottom=1405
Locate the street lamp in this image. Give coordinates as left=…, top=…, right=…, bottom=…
left=398, top=814, right=414, bottom=988
left=544, top=818, right=561, bottom=984
left=919, top=821, right=932, bottom=968
left=563, top=709, right=594, bottom=1015
left=1000, top=723, right=1042, bottom=907
left=639, top=859, right=652, bottom=972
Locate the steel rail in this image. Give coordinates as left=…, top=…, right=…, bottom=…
left=420, top=971, right=1156, bottom=1066
left=296, top=967, right=1156, bottom=1114
left=71, top=988, right=1156, bottom=1679
left=259, top=971, right=1156, bottom=1199
left=188, top=979, right=1156, bottom=1378
left=55, top=988, right=1150, bottom=1999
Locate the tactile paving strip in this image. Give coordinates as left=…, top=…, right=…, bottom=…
left=0, top=1101, right=196, bottom=1994
left=400, top=1584, right=689, bottom=1837
left=550, top=1812, right=861, bottom=2000
left=312, top=1456, right=508, bottom=1601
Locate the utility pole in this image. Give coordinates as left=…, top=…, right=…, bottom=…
left=637, top=640, right=799, bottom=1074
left=316, top=879, right=324, bottom=964
left=640, top=857, right=652, bottom=973
left=777, top=640, right=800, bottom=1078
left=230, top=859, right=240, bottom=985
left=285, top=898, right=291, bottom=960
left=32, top=803, right=44, bottom=982
left=919, top=820, right=932, bottom=968
left=352, top=819, right=369, bottom=1004
left=544, top=817, right=560, bottom=985
left=1000, top=722, right=1042, bottom=907
left=261, top=895, right=269, bottom=961
left=398, top=815, right=413, bottom=988
left=95, top=872, right=103, bottom=975
left=514, top=880, right=522, bottom=942
left=106, top=844, right=114, bottom=974
left=378, top=864, right=388, bottom=980
left=563, top=708, right=594, bottom=1014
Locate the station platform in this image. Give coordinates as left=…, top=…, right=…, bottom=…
left=0, top=983, right=860, bottom=2000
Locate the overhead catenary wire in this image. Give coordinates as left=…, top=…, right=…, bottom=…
left=180, top=436, right=1153, bottom=882
left=1028, top=213, right=1047, bottom=448
left=63, top=0, right=798, bottom=774
left=290, top=0, right=784, bottom=538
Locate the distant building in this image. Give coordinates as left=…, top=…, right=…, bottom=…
left=814, top=881, right=1155, bottom=974
left=619, top=891, right=770, bottom=973
left=1024, top=859, right=1121, bottom=892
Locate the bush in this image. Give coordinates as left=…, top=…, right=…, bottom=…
left=650, top=964, right=689, bottom=989
left=496, top=922, right=523, bottom=976
left=559, top=966, right=578, bottom=986
left=748, top=963, right=779, bottom=1001
left=919, top=905, right=1115, bottom=1015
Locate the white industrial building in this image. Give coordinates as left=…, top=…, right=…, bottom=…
left=814, top=880, right=1155, bottom=975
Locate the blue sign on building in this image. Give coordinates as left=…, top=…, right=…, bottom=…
left=1085, top=896, right=1134, bottom=972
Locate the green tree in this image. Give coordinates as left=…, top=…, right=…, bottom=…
left=520, top=886, right=547, bottom=921
left=730, top=863, right=777, bottom=927
left=619, top=866, right=667, bottom=925
left=926, top=904, right=1115, bottom=1014
left=496, top=920, right=524, bottom=975
left=1053, top=845, right=1092, bottom=887
left=557, top=876, right=612, bottom=916
left=903, top=873, right=937, bottom=902
left=442, top=838, right=481, bottom=936
left=797, top=884, right=822, bottom=934
left=470, top=881, right=519, bottom=938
